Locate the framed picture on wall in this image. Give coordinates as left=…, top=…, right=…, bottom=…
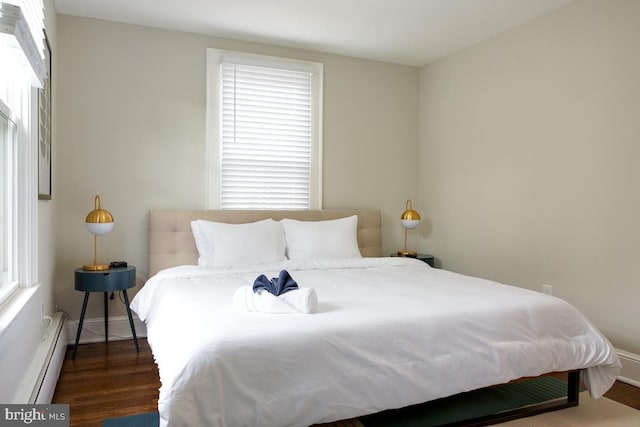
left=38, top=31, right=52, bottom=200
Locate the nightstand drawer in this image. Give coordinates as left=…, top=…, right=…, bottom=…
left=74, top=266, right=136, bottom=292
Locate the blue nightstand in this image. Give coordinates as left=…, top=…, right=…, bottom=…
left=72, top=266, right=139, bottom=359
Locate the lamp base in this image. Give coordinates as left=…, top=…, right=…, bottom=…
left=83, top=263, right=111, bottom=271
left=397, top=250, right=417, bottom=258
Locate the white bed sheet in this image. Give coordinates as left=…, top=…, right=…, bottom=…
left=130, top=257, right=620, bottom=427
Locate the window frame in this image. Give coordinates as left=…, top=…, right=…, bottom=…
left=206, top=49, right=323, bottom=210
left=0, top=100, right=18, bottom=303
left=0, top=72, right=39, bottom=309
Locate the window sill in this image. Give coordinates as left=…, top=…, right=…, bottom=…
left=0, top=284, right=40, bottom=339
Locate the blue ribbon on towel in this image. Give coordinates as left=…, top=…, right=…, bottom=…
left=253, top=270, right=299, bottom=296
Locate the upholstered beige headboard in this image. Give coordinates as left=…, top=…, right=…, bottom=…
left=148, top=209, right=382, bottom=277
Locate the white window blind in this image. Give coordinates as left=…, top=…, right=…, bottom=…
left=0, top=1, right=46, bottom=86
left=4, top=0, right=44, bottom=55
left=220, top=63, right=313, bottom=209
left=207, top=49, right=323, bottom=210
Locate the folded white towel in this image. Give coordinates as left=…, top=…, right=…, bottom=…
left=232, top=286, right=318, bottom=314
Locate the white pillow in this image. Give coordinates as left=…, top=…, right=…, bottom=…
left=191, top=219, right=286, bottom=267
left=281, top=215, right=362, bottom=260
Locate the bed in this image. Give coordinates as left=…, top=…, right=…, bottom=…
left=131, top=209, right=621, bottom=427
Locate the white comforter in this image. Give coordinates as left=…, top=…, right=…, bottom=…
left=130, top=257, right=620, bottom=427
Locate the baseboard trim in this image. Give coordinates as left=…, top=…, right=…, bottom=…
left=64, top=315, right=146, bottom=344
left=617, top=349, right=640, bottom=388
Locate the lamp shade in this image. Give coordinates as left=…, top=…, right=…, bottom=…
left=401, top=219, right=421, bottom=230
left=400, top=200, right=421, bottom=227
left=85, top=195, right=114, bottom=235
left=85, top=222, right=114, bottom=235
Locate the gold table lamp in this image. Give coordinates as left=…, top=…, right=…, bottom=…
left=83, top=195, right=114, bottom=271
left=398, top=199, right=421, bottom=257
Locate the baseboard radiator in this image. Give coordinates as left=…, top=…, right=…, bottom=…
left=29, top=312, right=67, bottom=403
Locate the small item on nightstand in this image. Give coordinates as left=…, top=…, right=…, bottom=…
left=110, top=261, right=127, bottom=268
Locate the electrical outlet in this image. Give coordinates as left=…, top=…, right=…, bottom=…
left=542, top=284, right=553, bottom=295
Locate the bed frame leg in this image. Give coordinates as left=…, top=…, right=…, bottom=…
left=567, top=369, right=580, bottom=406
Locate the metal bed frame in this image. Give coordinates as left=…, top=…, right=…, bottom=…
left=442, top=370, right=580, bottom=426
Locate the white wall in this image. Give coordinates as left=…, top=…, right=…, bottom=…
left=39, top=0, right=57, bottom=320
left=418, top=0, right=640, bottom=354
left=55, top=16, right=419, bottom=322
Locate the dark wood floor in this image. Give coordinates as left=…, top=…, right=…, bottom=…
left=52, top=339, right=160, bottom=427
left=52, top=339, right=640, bottom=426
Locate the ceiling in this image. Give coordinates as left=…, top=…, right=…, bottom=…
left=53, top=0, right=571, bottom=66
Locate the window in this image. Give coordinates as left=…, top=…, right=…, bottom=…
left=207, top=50, right=323, bottom=209
left=0, top=105, right=17, bottom=302
left=0, top=0, right=42, bottom=306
